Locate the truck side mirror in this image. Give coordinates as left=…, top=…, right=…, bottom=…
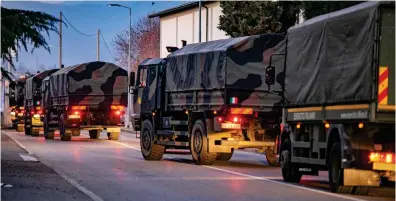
left=265, top=66, right=275, bottom=86
left=129, top=72, right=135, bottom=87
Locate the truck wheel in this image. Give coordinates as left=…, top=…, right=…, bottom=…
left=280, top=138, right=302, bottom=183
left=216, top=150, right=233, bottom=161
left=190, top=120, right=217, bottom=165
left=44, top=116, right=54, bottom=140
left=72, top=129, right=80, bottom=136
left=17, top=124, right=24, bottom=132
left=60, top=115, right=71, bottom=141
left=31, top=127, right=40, bottom=137
left=328, top=142, right=353, bottom=194
left=89, top=130, right=100, bottom=139
left=140, top=120, right=165, bottom=160
left=266, top=147, right=280, bottom=166
left=24, top=124, right=31, bottom=135
left=107, top=132, right=119, bottom=140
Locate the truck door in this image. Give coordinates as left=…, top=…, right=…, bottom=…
left=134, top=66, right=148, bottom=115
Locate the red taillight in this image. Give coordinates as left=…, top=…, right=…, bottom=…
left=217, top=117, right=223, bottom=122
left=115, top=110, right=121, bottom=115
left=31, top=111, right=34, bottom=115
left=74, top=111, right=80, bottom=115
left=231, top=116, right=242, bottom=123
left=37, top=110, right=41, bottom=115
left=369, top=152, right=395, bottom=163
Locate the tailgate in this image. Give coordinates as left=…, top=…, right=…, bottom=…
left=377, top=6, right=395, bottom=111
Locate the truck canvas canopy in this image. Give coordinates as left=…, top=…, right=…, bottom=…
left=25, top=69, right=58, bottom=101
left=166, top=34, right=285, bottom=92
left=49, top=61, right=128, bottom=106
left=285, top=1, right=393, bottom=107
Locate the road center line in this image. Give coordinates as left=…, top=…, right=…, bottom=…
left=203, top=165, right=368, bottom=201
left=110, top=140, right=141, bottom=151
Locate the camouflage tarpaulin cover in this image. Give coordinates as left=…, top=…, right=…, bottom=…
left=166, top=34, right=286, bottom=92
left=285, top=1, right=382, bottom=107
left=25, top=69, right=59, bottom=100
left=49, top=61, right=128, bottom=106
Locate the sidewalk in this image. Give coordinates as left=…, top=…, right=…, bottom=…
left=1, top=132, right=90, bottom=201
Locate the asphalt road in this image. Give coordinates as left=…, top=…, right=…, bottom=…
left=2, top=129, right=394, bottom=201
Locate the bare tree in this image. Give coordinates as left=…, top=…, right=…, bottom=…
left=113, top=14, right=160, bottom=72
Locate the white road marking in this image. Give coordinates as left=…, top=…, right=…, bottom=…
left=19, top=154, right=38, bottom=162
left=203, top=166, right=368, bottom=201
left=2, top=131, right=104, bottom=201
left=110, top=141, right=141, bottom=151
left=3, top=184, right=13, bottom=188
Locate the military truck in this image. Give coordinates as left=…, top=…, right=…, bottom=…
left=130, top=34, right=286, bottom=165
left=14, top=76, right=29, bottom=132
left=9, top=80, right=17, bottom=129
left=266, top=2, right=395, bottom=194
left=42, top=61, right=128, bottom=141
left=24, top=69, right=59, bottom=136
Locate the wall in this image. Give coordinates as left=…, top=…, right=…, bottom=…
left=159, top=2, right=229, bottom=58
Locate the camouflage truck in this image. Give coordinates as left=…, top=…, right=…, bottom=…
left=13, top=76, right=30, bottom=132
left=43, top=61, right=128, bottom=141
left=9, top=79, right=17, bottom=129
left=24, top=69, right=59, bottom=136
left=129, top=34, right=285, bottom=165
left=266, top=2, right=395, bottom=194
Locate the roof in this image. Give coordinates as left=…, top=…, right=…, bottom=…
left=139, top=58, right=165, bottom=66
left=51, top=61, right=119, bottom=76
left=149, top=1, right=217, bottom=18
left=168, top=36, right=249, bottom=57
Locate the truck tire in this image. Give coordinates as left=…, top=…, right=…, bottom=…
left=43, top=116, right=54, bottom=140
left=190, top=120, right=217, bottom=165
left=89, top=130, right=100, bottom=139
left=17, top=125, right=24, bottom=132
left=31, top=127, right=40, bottom=137
left=266, top=147, right=280, bottom=166
left=280, top=138, right=302, bottom=183
left=72, top=129, right=80, bottom=136
left=107, top=132, right=119, bottom=140
left=328, top=142, right=353, bottom=194
left=24, top=124, right=31, bottom=136
left=216, top=151, right=233, bottom=161
left=59, top=115, right=71, bottom=141
left=140, top=120, right=164, bottom=160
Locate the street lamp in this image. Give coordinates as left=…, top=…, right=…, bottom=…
left=108, top=3, right=133, bottom=130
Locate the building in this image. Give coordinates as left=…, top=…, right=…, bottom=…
left=149, top=1, right=229, bottom=58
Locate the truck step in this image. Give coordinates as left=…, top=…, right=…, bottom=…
left=170, top=120, right=188, bottom=126
left=155, top=141, right=189, bottom=147
left=157, top=130, right=189, bottom=136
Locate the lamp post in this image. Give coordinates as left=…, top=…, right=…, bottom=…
left=108, top=3, right=133, bottom=130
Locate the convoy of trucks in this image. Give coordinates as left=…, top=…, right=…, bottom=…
left=4, top=1, right=394, bottom=195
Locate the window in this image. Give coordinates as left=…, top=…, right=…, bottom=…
left=138, top=67, right=148, bottom=88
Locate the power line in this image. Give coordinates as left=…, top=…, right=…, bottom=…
left=62, top=13, right=96, bottom=37
left=99, top=30, right=115, bottom=58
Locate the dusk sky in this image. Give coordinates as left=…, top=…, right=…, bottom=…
left=2, top=0, right=186, bottom=74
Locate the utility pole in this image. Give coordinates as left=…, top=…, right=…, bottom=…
left=59, top=12, right=62, bottom=69
left=198, top=0, right=202, bottom=43
left=97, top=29, right=100, bottom=61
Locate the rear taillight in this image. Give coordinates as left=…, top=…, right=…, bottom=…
left=111, top=105, right=125, bottom=110
left=369, top=152, right=395, bottom=163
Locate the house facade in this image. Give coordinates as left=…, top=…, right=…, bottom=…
left=149, top=1, right=229, bottom=58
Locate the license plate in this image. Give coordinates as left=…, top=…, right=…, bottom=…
left=221, top=123, right=241, bottom=129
